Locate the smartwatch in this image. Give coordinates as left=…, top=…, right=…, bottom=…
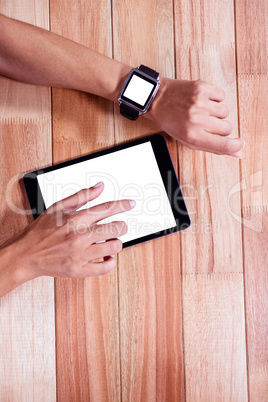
left=118, top=65, right=160, bottom=120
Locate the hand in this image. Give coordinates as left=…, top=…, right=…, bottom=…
left=147, top=77, right=245, bottom=157
left=1, top=182, right=135, bottom=291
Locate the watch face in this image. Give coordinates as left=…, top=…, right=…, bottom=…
left=121, top=72, right=157, bottom=110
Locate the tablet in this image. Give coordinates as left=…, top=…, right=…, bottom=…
left=23, top=134, right=190, bottom=248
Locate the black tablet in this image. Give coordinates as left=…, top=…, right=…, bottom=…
left=23, top=134, right=190, bottom=248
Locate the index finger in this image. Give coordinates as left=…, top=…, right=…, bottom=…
left=207, top=84, right=226, bottom=102
left=76, top=199, right=136, bottom=224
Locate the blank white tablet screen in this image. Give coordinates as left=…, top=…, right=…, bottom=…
left=37, top=142, right=176, bottom=243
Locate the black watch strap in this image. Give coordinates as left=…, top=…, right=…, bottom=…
left=119, top=103, right=139, bottom=121
left=139, top=64, right=159, bottom=79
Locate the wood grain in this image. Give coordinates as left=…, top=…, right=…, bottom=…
left=113, top=1, right=185, bottom=400
left=50, top=1, right=120, bottom=400
left=0, top=1, right=267, bottom=400
left=175, top=0, right=243, bottom=274
left=183, top=273, right=247, bottom=401
left=243, top=211, right=268, bottom=402
left=174, top=0, right=248, bottom=399
left=0, top=1, right=51, bottom=121
left=0, top=121, right=55, bottom=401
left=0, top=1, right=56, bottom=400
left=235, top=0, right=268, bottom=400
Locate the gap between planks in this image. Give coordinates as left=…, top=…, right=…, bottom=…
left=182, top=272, right=243, bottom=279
left=0, top=116, right=51, bottom=125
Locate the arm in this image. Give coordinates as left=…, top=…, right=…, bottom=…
left=0, top=13, right=130, bottom=101
left=0, top=13, right=245, bottom=157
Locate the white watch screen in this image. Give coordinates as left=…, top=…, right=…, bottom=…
left=122, top=73, right=155, bottom=107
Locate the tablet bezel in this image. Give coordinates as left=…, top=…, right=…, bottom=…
left=23, top=134, right=191, bottom=248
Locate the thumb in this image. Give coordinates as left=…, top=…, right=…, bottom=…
left=228, top=139, right=246, bottom=158
left=50, top=181, right=104, bottom=213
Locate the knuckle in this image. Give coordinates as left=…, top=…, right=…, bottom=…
left=222, top=120, right=233, bottom=134
left=120, top=221, right=128, bottom=235
left=109, top=240, right=122, bottom=255
left=194, top=79, right=206, bottom=96
left=109, top=242, right=118, bottom=255
left=220, top=89, right=226, bottom=100
left=227, top=121, right=233, bottom=133
left=63, top=256, right=77, bottom=278
left=114, top=239, right=123, bottom=253
left=67, top=265, right=77, bottom=278
left=221, top=104, right=229, bottom=117
left=216, top=120, right=232, bottom=136
left=113, top=221, right=127, bottom=236
left=64, top=232, right=83, bottom=256
left=72, top=234, right=84, bottom=249
left=104, top=201, right=114, bottom=212
left=194, top=97, right=206, bottom=109
left=213, top=85, right=226, bottom=101
left=189, top=111, right=199, bottom=125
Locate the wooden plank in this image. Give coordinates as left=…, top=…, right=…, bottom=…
left=113, top=1, right=185, bottom=400
left=243, top=211, right=268, bottom=402
left=50, top=1, right=121, bottom=400
left=174, top=0, right=248, bottom=399
left=0, top=1, right=56, bottom=400
left=0, top=1, right=51, bottom=121
left=183, top=273, right=247, bottom=401
left=235, top=0, right=268, bottom=400
left=118, top=236, right=184, bottom=401
left=175, top=0, right=243, bottom=274
left=0, top=116, right=55, bottom=399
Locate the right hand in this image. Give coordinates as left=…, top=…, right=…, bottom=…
left=147, top=77, right=245, bottom=157
left=6, top=182, right=135, bottom=281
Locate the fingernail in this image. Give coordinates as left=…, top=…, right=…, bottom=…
left=92, top=181, right=103, bottom=188
left=129, top=200, right=136, bottom=208
left=242, top=140, right=246, bottom=149
left=229, top=151, right=243, bottom=158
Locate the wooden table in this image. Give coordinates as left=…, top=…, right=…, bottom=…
left=0, top=0, right=267, bottom=400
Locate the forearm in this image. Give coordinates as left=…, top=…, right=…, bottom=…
left=0, top=242, right=30, bottom=298
left=0, top=14, right=244, bottom=158
left=0, top=13, right=131, bottom=102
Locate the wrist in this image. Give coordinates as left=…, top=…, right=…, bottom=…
left=145, top=75, right=167, bottom=122
left=78, top=49, right=132, bottom=103
left=0, top=242, right=33, bottom=297
left=109, top=63, right=133, bottom=103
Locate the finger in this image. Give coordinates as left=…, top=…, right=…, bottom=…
left=49, top=181, right=104, bottom=213
left=208, top=100, right=229, bottom=119
left=228, top=151, right=243, bottom=158
left=202, top=115, right=233, bottom=136
left=88, top=221, right=128, bottom=243
left=82, top=256, right=116, bottom=277
left=76, top=199, right=136, bottom=224
left=206, top=83, right=226, bottom=102
left=88, top=238, right=123, bottom=260
left=192, top=131, right=245, bottom=156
